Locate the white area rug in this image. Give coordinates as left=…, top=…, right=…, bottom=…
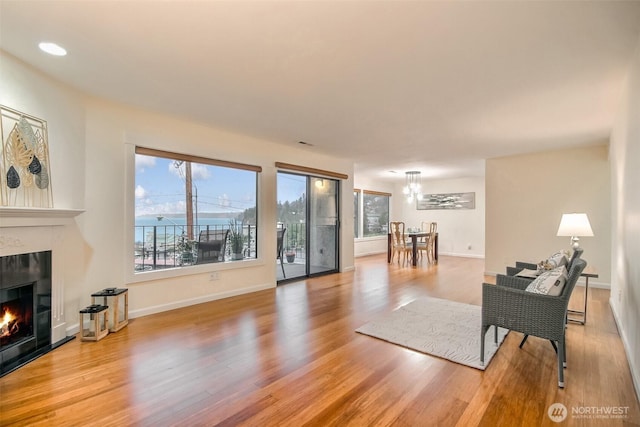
left=356, top=297, right=509, bottom=370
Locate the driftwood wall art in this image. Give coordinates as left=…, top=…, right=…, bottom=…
left=0, top=105, right=53, bottom=208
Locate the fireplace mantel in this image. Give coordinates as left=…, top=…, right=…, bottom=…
left=0, top=208, right=82, bottom=347
left=0, top=207, right=85, bottom=227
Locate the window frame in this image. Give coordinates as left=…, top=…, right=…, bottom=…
left=125, top=144, right=263, bottom=284
left=353, top=189, right=361, bottom=239
left=354, top=189, right=391, bottom=240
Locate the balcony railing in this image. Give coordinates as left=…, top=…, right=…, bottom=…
left=134, top=222, right=307, bottom=272
left=134, top=223, right=257, bottom=272
left=280, top=222, right=306, bottom=259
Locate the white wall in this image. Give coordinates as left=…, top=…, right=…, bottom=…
left=0, top=52, right=86, bottom=210
left=485, top=144, right=611, bottom=287
left=1, top=52, right=355, bottom=330
left=85, top=101, right=354, bottom=318
left=395, top=176, right=486, bottom=258
left=610, top=34, right=640, bottom=398
left=0, top=52, right=88, bottom=322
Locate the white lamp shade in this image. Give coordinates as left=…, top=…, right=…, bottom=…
left=556, top=213, right=594, bottom=237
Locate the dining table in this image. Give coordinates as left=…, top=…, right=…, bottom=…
left=387, top=231, right=438, bottom=267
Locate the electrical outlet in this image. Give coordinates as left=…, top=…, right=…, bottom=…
left=467, top=244, right=472, bottom=250
left=209, top=272, right=219, bottom=281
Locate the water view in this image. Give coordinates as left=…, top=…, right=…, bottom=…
left=134, top=215, right=235, bottom=244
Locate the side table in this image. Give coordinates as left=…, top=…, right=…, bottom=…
left=91, top=288, right=129, bottom=332
left=568, top=268, right=598, bottom=325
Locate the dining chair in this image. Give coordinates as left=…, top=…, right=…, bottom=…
left=417, top=222, right=437, bottom=263
left=416, top=221, right=430, bottom=260
left=276, top=227, right=286, bottom=278
left=389, top=221, right=413, bottom=265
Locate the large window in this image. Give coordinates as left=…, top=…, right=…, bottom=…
left=362, top=190, right=390, bottom=237
left=134, top=147, right=260, bottom=273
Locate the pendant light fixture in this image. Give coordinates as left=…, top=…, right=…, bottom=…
left=403, top=171, right=423, bottom=203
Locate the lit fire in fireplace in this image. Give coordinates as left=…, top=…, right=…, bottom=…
left=1, top=309, right=19, bottom=338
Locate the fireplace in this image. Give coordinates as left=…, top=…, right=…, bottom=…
left=0, top=208, right=83, bottom=376
left=0, top=251, right=53, bottom=376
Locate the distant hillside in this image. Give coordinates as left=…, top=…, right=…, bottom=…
left=137, top=212, right=241, bottom=219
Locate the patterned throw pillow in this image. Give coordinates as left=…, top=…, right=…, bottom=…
left=537, top=250, right=570, bottom=272
left=526, top=266, right=568, bottom=296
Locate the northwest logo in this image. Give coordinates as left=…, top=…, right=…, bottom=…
left=548, top=403, right=568, bottom=422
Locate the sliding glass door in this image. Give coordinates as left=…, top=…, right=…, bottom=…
left=308, top=177, right=338, bottom=275
left=276, top=172, right=339, bottom=282
left=276, top=172, right=307, bottom=281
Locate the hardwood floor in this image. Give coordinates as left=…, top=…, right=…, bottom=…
left=1, top=255, right=638, bottom=426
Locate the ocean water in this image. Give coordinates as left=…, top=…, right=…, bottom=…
left=135, top=216, right=234, bottom=244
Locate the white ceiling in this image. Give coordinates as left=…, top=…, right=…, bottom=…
left=2, top=1, right=640, bottom=183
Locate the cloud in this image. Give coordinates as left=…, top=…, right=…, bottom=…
left=135, top=155, right=156, bottom=172
left=168, top=161, right=210, bottom=181
left=135, top=185, right=147, bottom=199
left=135, top=199, right=186, bottom=217
left=191, top=163, right=210, bottom=180
left=218, top=193, right=230, bottom=208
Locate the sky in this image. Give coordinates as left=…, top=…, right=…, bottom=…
left=135, top=155, right=306, bottom=217
left=277, top=172, right=306, bottom=204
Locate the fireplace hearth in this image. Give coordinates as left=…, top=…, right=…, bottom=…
left=0, top=250, right=70, bottom=376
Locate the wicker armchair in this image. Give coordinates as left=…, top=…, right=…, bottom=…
left=480, top=258, right=587, bottom=388
left=504, top=248, right=585, bottom=349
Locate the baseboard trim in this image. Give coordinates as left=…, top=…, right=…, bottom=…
left=356, top=251, right=484, bottom=259
left=63, top=283, right=276, bottom=337
left=355, top=250, right=387, bottom=258
left=609, top=299, right=640, bottom=404
left=129, top=282, right=275, bottom=319
left=581, top=280, right=610, bottom=289
left=440, top=252, right=484, bottom=259
left=66, top=323, right=79, bottom=336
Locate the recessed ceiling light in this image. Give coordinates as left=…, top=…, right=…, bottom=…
left=38, top=42, right=67, bottom=56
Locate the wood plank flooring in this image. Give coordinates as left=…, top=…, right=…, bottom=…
left=1, top=255, right=638, bottom=426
